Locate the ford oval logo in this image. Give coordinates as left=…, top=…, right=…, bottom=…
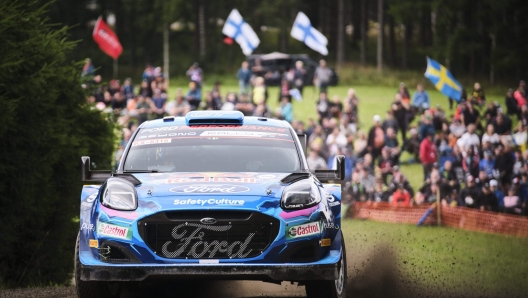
left=169, top=184, right=250, bottom=194
left=200, top=217, right=217, bottom=225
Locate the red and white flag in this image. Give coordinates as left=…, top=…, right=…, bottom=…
left=93, top=17, right=122, bottom=59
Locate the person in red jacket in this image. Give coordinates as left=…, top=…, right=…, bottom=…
left=392, top=184, right=411, bottom=206
left=420, top=132, right=437, bottom=181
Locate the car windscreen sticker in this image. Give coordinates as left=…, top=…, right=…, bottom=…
left=173, top=198, right=245, bottom=206
left=286, top=222, right=321, bottom=239
left=200, top=131, right=288, bottom=138
left=167, top=177, right=256, bottom=184
left=132, top=138, right=171, bottom=146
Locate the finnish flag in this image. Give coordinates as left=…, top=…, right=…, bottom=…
left=290, top=12, right=328, bottom=56
left=222, top=9, right=260, bottom=56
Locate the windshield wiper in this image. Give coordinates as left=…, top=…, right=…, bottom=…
left=122, top=169, right=160, bottom=173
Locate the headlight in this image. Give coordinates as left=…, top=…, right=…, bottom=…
left=281, top=180, right=321, bottom=210
left=101, top=178, right=138, bottom=210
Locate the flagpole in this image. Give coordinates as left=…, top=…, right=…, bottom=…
left=113, top=58, right=118, bottom=78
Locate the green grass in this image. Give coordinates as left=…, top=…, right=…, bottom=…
left=342, top=219, right=528, bottom=296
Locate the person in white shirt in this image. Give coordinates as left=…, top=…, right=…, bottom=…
left=457, top=124, right=480, bottom=152
left=326, top=127, right=348, bottom=156
left=449, top=117, right=466, bottom=138
left=481, top=124, right=500, bottom=145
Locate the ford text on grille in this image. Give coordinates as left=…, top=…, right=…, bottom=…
left=161, top=223, right=255, bottom=259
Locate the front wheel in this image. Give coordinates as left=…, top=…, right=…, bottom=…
left=75, top=233, right=120, bottom=298
left=305, top=232, right=347, bottom=298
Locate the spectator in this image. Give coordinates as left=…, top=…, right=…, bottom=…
left=326, top=127, right=347, bottom=156
left=167, top=91, right=190, bottom=117
left=458, top=175, right=480, bottom=208
left=457, top=124, right=480, bottom=153
left=150, top=89, right=167, bottom=119
left=378, top=147, right=395, bottom=185
left=354, top=131, right=367, bottom=155
left=382, top=111, right=400, bottom=135
left=316, top=91, right=330, bottom=121
left=111, top=92, right=127, bottom=115
left=293, top=60, right=306, bottom=95
left=392, top=184, right=411, bottom=207
left=460, top=101, right=480, bottom=127
left=471, top=82, right=486, bottom=106
left=133, top=95, right=150, bottom=124
left=505, top=88, right=519, bottom=118
left=186, top=62, right=203, bottom=88
left=221, top=92, right=238, bottom=111
left=482, top=124, right=500, bottom=146
left=367, top=115, right=385, bottom=160
left=402, top=128, right=421, bottom=162
left=253, top=103, right=271, bottom=118
left=495, top=145, right=515, bottom=186
left=82, top=58, right=95, bottom=77
left=186, top=81, right=202, bottom=110
left=480, top=183, right=498, bottom=211
left=449, top=116, right=466, bottom=138
left=492, top=112, right=512, bottom=135
left=139, top=79, right=152, bottom=98
left=479, top=150, right=495, bottom=178
left=441, top=160, right=460, bottom=192
left=121, top=78, right=135, bottom=100
left=328, top=146, right=354, bottom=181
left=307, top=148, right=327, bottom=173
left=278, top=96, right=293, bottom=123
left=347, top=172, right=366, bottom=202
left=385, top=127, right=400, bottom=164
left=237, top=61, right=252, bottom=95
left=462, top=146, right=480, bottom=178
left=313, top=59, right=332, bottom=93
left=490, top=179, right=504, bottom=210
left=329, top=95, right=343, bottom=118
left=252, top=77, right=268, bottom=105
left=418, top=114, right=435, bottom=141
left=503, top=187, right=521, bottom=214
left=411, top=84, right=430, bottom=111
left=278, top=79, right=292, bottom=103
left=397, top=82, right=410, bottom=103
left=513, top=122, right=527, bottom=152
left=419, top=132, right=437, bottom=180
left=235, top=93, right=255, bottom=116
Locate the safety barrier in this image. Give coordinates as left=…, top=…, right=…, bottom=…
left=349, top=202, right=528, bottom=237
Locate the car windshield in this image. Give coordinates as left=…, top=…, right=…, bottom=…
left=122, top=124, right=301, bottom=173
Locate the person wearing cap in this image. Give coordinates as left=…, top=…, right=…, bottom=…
left=419, top=131, right=437, bottom=180
left=367, top=115, right=385, bottom=160
left=489, top=179, right=504, bottom=211
left=458, top=175, right=481, bottom=208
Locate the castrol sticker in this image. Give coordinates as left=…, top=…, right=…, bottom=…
left=286, top=222, right=321, bottom=239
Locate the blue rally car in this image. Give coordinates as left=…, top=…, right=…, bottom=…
left=75, top=111, right=347, bottom=297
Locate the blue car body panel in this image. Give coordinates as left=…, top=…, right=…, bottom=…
left=78, top=115, right=343, bottom=281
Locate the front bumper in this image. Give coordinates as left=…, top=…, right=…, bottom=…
left=79, top=263, right=338, bottom=282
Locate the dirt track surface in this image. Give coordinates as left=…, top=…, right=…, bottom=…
left=0, top=244, right=468, bottom=298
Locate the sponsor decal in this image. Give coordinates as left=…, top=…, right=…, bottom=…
left=326, top=192, right=341, bottom=207
left=169, top=184, right=250, bottom=194
left=200, top=131, right=288, bottom=138
left=174, top=198, right=244, bottom=206
left=162, top=223, right=254, bottom=259
left=140, top=126, right=180, bottom=134
left=132, top=138, right=171, bottom=146
left=81, top=223, right=94, bottom=231
left=137, top=132, right=196, bottom=139
left=321, top=238, right=331, bottom=247
left=329, top=201, right=341, bottom=207
left=322, top=222, right=339, bottom=230
left=167, top=177, right=256, bottom=184
left=89, top=239, right=99, bottom=248
left=97, top=222, right=132, bottom=240
left=286, top=222, right=321, bottom=239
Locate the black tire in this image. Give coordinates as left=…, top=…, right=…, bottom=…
left=75, top=233, right=120, bottom=298
left=305, top=232, right=347, bottom=298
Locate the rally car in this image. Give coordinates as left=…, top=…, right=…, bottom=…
left=75, top=111, right=347, bottom=298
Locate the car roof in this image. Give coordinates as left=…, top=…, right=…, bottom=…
left=139, top=115, right=291, bottom=129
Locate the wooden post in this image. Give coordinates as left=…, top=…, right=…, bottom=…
left=436, top=187, right=442, bottom=226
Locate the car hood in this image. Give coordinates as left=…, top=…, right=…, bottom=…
left=132, top=172, right=289, bottom=198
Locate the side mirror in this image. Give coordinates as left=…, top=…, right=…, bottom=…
left=81, top=156, right=112, bottom=183
left=315, top=155, right=345, bottom=183
left=297, top=134, right=307, bottom=155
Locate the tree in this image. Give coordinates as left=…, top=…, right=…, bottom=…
left=0, top=1, right=114, bottom=287
left=377, top=0, right=384, bottom=73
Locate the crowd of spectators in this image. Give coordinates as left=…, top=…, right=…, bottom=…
left=83, top=58, right=528, bottom=217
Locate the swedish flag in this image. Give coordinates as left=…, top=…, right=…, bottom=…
left=424, top=57, right=463, bottom=101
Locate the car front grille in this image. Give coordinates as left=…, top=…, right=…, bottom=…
left=138, top=211, right=280, bottom=259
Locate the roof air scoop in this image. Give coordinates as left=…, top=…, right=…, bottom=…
left=185, top=111, right=244, bottom=125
